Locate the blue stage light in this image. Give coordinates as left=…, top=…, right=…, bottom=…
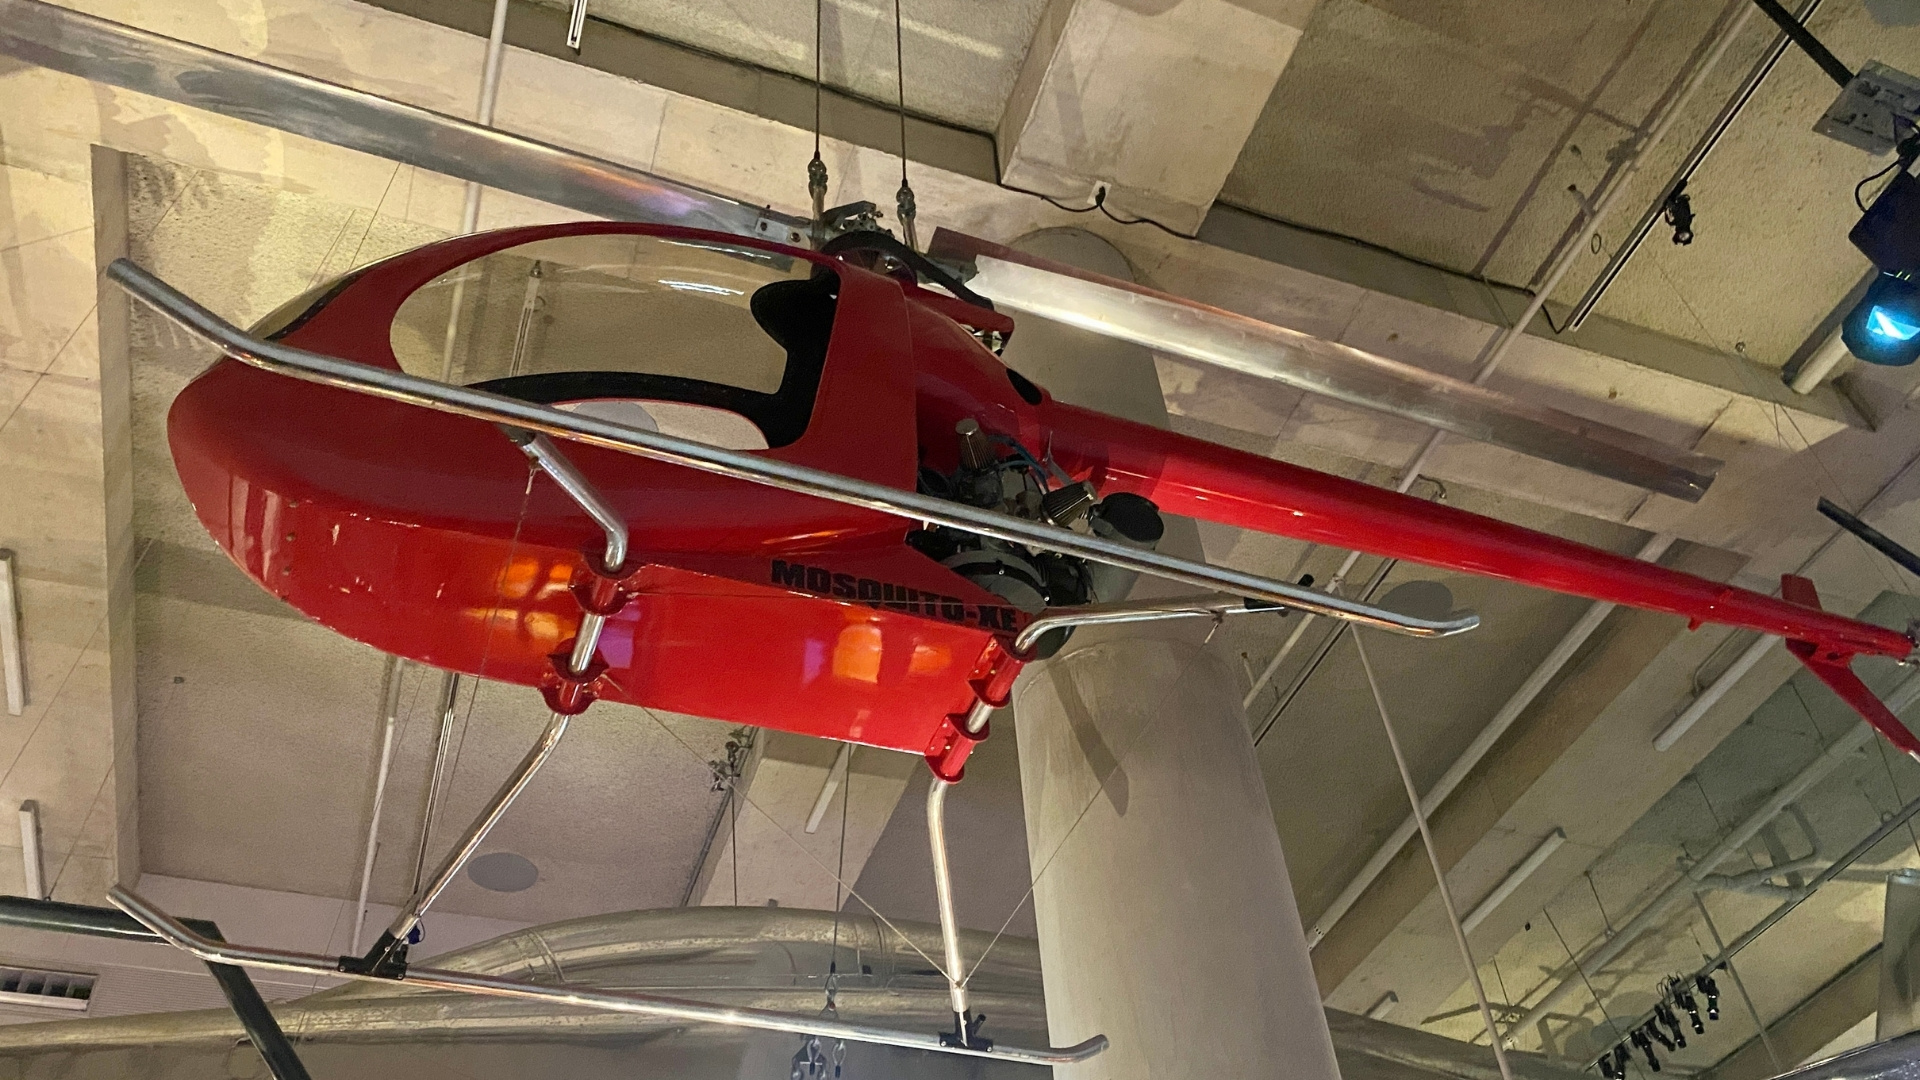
left=1844, top=274, right=1920, bottom=365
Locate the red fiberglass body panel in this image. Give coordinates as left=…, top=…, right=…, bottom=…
left=168, top=224, right=1028, bottom=760
left=166, top=223, right=1920, bottom=766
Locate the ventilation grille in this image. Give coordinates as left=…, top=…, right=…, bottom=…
left=0, top=966, right=95, bottom=1011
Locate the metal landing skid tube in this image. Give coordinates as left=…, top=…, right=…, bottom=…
left=106, top=887, right=1108, bottom=1067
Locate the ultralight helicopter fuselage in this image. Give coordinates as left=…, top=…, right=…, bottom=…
left=164, top=223, right=1920, bottom=778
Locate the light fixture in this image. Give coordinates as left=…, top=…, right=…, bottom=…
left=1461, top=828, right=1565, bottom=934
left=1841, top=136, right=1920, bottom=366
left=0, top=550, right=21, bottom=717
left=19, top=800, right=44, bottom=900
left=1696, top=972, right=1720, bottom=1021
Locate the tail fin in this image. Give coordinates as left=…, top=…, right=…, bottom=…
left=1782, top=575, right=1920, bottom=759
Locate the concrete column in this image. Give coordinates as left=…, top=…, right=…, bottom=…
left=1880, top=868, right=1920, bottom=1040
left=1004, top=228, right=1340, bottom=1080
left=1015, top=640, right=1342, bottom=1079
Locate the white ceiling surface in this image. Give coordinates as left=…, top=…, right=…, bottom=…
left=532, top=0, right=1047, bottom=131
left=544, top=0, right=1920, bottom=363
left=1223, top=0, right=1920, bottom=365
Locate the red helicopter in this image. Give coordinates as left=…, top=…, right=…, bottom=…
left=144, top=221, right=1920, bottom=784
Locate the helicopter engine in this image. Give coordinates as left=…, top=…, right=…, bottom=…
left=907, top=419, right=1164, bottom=654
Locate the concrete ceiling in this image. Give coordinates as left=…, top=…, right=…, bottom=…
left=1221, top=0, right=1920, bottom=365
left=13, top=0, right=1920, bottom=1073
left=530, top=0, right=1045, bottom=132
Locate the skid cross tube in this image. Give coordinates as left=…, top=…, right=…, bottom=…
left=105, top=258, right=1475, bottom=641
left=362, top=436, right=623, bottom=972
left=108, top=887, right=1107, bottom=1066
left=0, top=897, right=311, bottom=1080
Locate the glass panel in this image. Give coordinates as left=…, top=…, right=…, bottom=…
left=391, top=232, right=813, bottom=391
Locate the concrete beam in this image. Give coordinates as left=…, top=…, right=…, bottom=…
left=997, top=0, right=1319, bottom=234
left=0, top=143, right=140, bottom=904
left=1707, top=947, right=1880, bottom=1080
left=359, top=0, right=998, bottom=183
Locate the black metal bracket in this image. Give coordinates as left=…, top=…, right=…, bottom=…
left=937, top=1010, right=993, bottom=1051
left=1818, top=496, right=1920, bottom=581
left=338, top=928, right=410, bottom=978
left=1749, top=0, right=1854, bottom=90
left=0, top=896, right=310, bottom=1080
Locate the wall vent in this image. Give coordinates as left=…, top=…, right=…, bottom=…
left=0, top=966, right=95, bottom=1011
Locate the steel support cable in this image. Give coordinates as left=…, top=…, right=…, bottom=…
left=1353, top=631, right=1517, bottom=1080
left=349, top=655, right=406, bottom=955
left=1251, top=555, right=1397, bottom=747
left=1305, top=532, right=1674, bottom=949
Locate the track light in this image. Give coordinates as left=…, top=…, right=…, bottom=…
left=1631, top=1027, right=1661, bottom=1072
left=1599, top=1051, right=1619, bottom=1079
left=1676, top=985, right=1704, bottom=1034
left=1643, top=1019, right=1674, bottom=1053
left=1655, top=1002, right=1686, bottom=1049
left=1613, top=1043, right=1631, bottom=1077
left=1842, top=135, right=1920, bottom=366
left=1696, top=973, right=1720, bottom=1021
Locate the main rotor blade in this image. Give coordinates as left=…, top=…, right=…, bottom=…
left=929, top=228, right=1722, bottom=503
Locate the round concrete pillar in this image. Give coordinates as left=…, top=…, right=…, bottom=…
left=1003, top=228, right=1340, bottom=1080
left=1014, top=637, right=1341, bottom=1079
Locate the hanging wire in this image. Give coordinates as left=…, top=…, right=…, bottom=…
left=891, top=0, right=918, bottom=250
left=1353, top=630, right=1518, bottom=1080
left=639, top=708, right=958, bottom=981
left=806, top=0, right=829, bottom=244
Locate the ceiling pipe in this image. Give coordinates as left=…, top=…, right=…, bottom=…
left=1654, top=633, right=1779, bottom=751
left=1506, top=671, right=1920, bottom=1042
left=1306, top=533, right=1674, bottom=949
left=1790, top=327, right=1853, bottom=394
left=0, top=549, right=21, bottom=717
left=1461, top=828, right=1567, bottom=936
left=1566, top=0, right=1825, bottom=332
